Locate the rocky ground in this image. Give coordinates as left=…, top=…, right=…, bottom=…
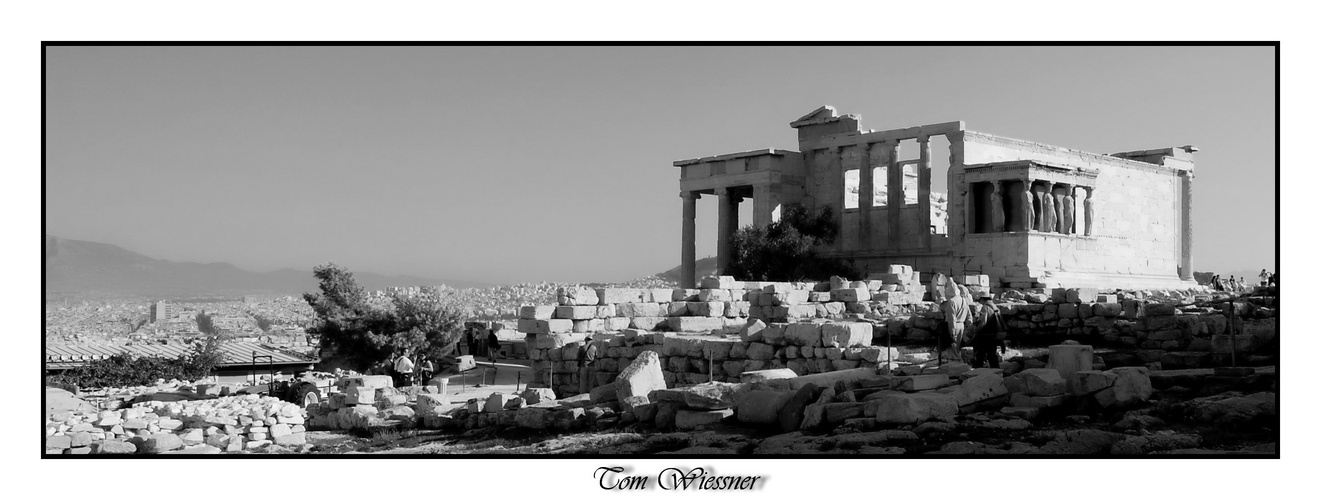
left=254, top=367, right=1276, bottom=456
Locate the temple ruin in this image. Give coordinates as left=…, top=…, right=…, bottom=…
left=675, top=106, right=1198, bottom=291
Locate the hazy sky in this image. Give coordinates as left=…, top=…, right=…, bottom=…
left=44, top=45, right=1275, bottom=284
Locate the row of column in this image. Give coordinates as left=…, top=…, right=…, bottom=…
left=680, top=185, right=772, bottom=288
left=838, top=136, right=935, bottom=251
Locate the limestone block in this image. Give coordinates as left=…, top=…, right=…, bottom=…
left=672, top=289, right=699, bottom=301
left=617, top=302, right=663, bottom=317
left=676, top=409, right=734, bottom=430
left=691, top=301, right=727, bottom=318
left=680, top=382, right=749, bottom=409
left=668, top=316, right=724, bottom=332
left=733, top=368, right=792, bottom=384
left=416, top=393, right=452, bottom=416
left=1067, top=288, right=1099, bottom=303
left=555, top=305, right=597, bottom=320
left=520, top=305, right=556, bottom=320
left=572, top=319, right=604, bottom=333
left=831, top=288, right=871, bottom=302
left=785, top=322, right=823, bottom=347
left=948, top=373, right=1008, bottom=407
left=761, top=323, right=788, bottom=344
left=824, top=402, right=866, bottom=424
left=870, top=393, right=959, bottom=424
left=1068, top=370, right=1117, bottom=395
left=789, top=368, right=888, bottom=391
left=95, top=440, right=136, bottom=454
left=1093, top=303, right=1123, bottom=317
left=1009, top=393, right=1067, bottom=408
left=484, top=393, right=515, bottom=413
left=629, top=317, right=665, bottom=330
left=274, top=433, right=306, bottom=447
left=1018, top=369, right=1067, bottom=397
left=1099, top=367, right=1153, bottom=408
left=604, top=317, right=632, bottom=330
left=589, top=383, right=618, bottom=403
left=700, top=276, right=738, bottom=289
left=558, top=287, right=600, bottom=306
left=821, top=322, right=872, bottom=348
left=745, top=343, right=775, bottom=360
left=335, top=375, right=394, bottom=391
left=701, top=339, right=737, bottom=360
left=896, top=374, right=950, bottom=391
left=615, top=351, right=666, bottom=401
left=648, top=289, right=674, bottom=303
left=738, top=319, right=767, bottom=342
left=697, top=289, right=731, bottom=302
left=139, top=433, right=184, bottom=453
left=1046, top=344, right=1094, bottom=379
left=735, top=390, right=792, bottom=425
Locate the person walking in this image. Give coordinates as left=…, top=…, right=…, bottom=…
left=464, top=328, right=475, bottom=357
left=939, top=281, right=971, bottom=364
left=578, top=340, right=600, bottom=395
left=393, top=351, right=415, bottom=387
left=968, top=296, right=1007, bottom=368
left=487, top=329, right=502, bottom=363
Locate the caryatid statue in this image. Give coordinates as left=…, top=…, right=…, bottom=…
left=1030, top=184, right=1045, bottom=231
left=990, top=183, right=1005, bottom=232
left=1020, top=184, right=1035, bottom=231
left=1083, top=189, right=1094, bottom=236
left=1061, top=190, right=1075, bottom=234
left=1041, top=190, right=1056, bottom=233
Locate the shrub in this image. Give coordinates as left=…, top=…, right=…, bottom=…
left=726, top=203, right=859, bottom=281
left=48, top=335, right=227, bottom=390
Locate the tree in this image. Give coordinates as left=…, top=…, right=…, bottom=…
left=303, top=263, right=466, bottom=372
left=195, top=311, right=216, bottom=335
left=725, top=203, right=860, bottom=281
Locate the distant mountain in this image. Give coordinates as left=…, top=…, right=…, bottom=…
left=43, top=234, right=497, bottom=299
left=656, top=256, right=718, bottom=283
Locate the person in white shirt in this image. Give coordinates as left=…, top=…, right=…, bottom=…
left=394, top=352, right=415, bottom=387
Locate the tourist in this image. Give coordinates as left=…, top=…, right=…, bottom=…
left=969, top=296, right=1007, bottom=368
left=1259, top=269, right=1270, bottom=286
left=393, top=351, right=415, bottom=387
left=579, top=340, right=600, bottom=395
left=939, top=281, right=970, bottom=363
left=1268, top=272, right=1277, bottom=287
left=487, top=329, right=502, bottom=363
left=419, top=358, right=434, bottom=385
left=464, top=328, right=475, bottom=357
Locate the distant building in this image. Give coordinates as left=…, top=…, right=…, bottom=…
left=150, top=300, right=177, bottom=322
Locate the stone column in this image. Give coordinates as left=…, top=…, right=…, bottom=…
left=918, top=136, right=933, bottom=247
left=829, top=147, right=843, bottom=251
left=885, top=140, right=902, bottom=248
left=990, top=181, right=1005, bottom=232
left=716, top=187, right=739, bottom=276
left=1083, top=186, right=1094, bottom=237
left=857, top=143, right=873, bottom=250
left=1179, top=172, right=1193, bottom=279
left=680, top=191, right=698, bottom=288
left=752, top=183, right=776, bottom=229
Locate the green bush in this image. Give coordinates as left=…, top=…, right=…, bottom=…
left=726, top=203, right=860, bottom=281
left=47, top=336, right=227, bottom=389
left=304, top=263, right=466, bottom=373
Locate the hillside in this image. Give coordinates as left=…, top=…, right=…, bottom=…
left=655, top=256, right=718, bottom=283
left=43, top=234, right=496, bottom=299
